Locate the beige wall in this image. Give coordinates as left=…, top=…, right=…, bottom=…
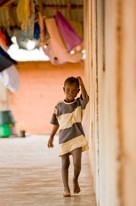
left=84, top=0, right=136, bottom=206
left=121, top=0, right=136, bottom=205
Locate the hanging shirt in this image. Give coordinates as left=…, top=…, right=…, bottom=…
left=0, top=65, right=20, bottom=92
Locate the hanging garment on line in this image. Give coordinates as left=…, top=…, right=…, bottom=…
left=55, top=11, right=83, bottom=52
left=44, top=18, right=82, bottom=65
left=0, top=47, right=20, bottom=92
left=16, top=0, right=31, bottom=30
left=0, top=27, right=12, bottom=49
left=38, top=12, right=50, bottom=46
left=0, top=46, right=17, bottom=72
left=0, top=65, right=20, bottom=93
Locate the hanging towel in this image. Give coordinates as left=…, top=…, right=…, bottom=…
left=55, top=11, right=82, bottom=52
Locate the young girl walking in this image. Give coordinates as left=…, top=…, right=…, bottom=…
left=48, top=76, right=89, bottom=197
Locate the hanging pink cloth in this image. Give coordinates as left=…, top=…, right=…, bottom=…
left=55, top=11, right=82, bottom=52
left=44, top=18, right=82, bottom=65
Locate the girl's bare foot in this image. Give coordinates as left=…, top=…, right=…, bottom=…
left=73, top=178, right=81, bottom=194
left=63, top=191, right=71, bottom=197
left=63, top=187, right=71, bottom=197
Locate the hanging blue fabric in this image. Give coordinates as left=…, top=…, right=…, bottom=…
left=34, top=22, right=40, bottom=40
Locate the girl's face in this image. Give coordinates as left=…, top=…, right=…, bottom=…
left=63, top=83, right=79, bottom=102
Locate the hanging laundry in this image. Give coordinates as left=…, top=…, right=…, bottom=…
left=33, top=3, right=40, bottom=40
left=0, top=65, right=20, bottom=93
left=0, top=29, right=8, bottom=50
left=16, top=0, right=31, bottom=30
left=44, top=18, right=82, bottom=65
left=0, top=27, right=12, bottom=47
left=34, top=21, right=40, bottom=40
left=16, top=0, right=40, bottom=49
left=0, top=28, right=12, bottom=52
left=55, top=11, right=83, bottom=52
left=17, top=0, right=35, bottom=40
left=38, top=12, right=50, bottom=46
left=0, top=47, right=20, bottom=92
left=0, top=47, right=17, bottom=72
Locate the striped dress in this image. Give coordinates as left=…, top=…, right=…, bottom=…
left=51, top=95, right=89, bottom=156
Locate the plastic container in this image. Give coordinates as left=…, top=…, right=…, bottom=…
left=0, top=111, right=15, bottom=125
left=0, top=124, right=11, bottom=137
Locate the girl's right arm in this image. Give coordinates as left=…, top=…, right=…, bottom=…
left=48, top=124, right=59, bottom=148
left=77, top=76, right=88, bottom=100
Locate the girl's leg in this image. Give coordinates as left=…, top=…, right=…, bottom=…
left=61, top=153, right=71, bottom=197
left=71, top=147, right=82, bottom=194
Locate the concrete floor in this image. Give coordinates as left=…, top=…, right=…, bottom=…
left=0, top=135, right=96, bottom=206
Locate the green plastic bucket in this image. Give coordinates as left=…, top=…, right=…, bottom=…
left=0, top=124, right=11, bottom=138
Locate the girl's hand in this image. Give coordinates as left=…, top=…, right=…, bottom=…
left=48, top=125, right=59, bottom=148
left=48, top=138, right=54, bottom=148
left=77, top=76, right=87, bottom=100
left=77, top=76, right=83, bottom=85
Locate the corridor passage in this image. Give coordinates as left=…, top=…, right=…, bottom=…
left=0, top=136, right=96, bottom=206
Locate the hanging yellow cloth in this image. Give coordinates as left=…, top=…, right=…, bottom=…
left=16, top=0, right=31, bottom=30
